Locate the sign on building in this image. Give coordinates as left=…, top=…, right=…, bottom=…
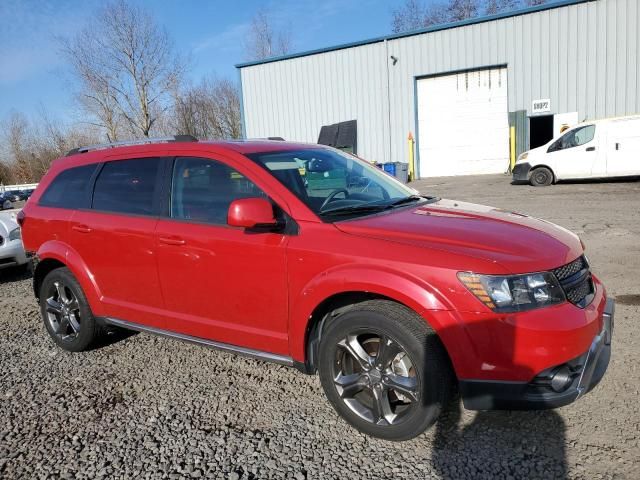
left=531, top=98, right=551, bottom=114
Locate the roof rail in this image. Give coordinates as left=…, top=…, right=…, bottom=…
left=65, top=135, right=198, bottom=156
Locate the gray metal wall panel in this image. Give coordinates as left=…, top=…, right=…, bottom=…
left=240, top=0, right=637, bottom=169
left=634, top=0, right=640, bottom=113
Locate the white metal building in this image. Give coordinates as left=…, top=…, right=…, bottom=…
left=237, top=0, right=640, bottom=178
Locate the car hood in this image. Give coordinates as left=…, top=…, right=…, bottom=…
left=518, top=143, right=549, bottom=164
left=0, top=211, right=18, bottom=236
left=334, top=199, right=582, bottom=273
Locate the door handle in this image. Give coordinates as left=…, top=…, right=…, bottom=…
left=585, top=146, right=596, bottom=151
left=72, top=224, right=92, bottom=233
left=615, top=142, right=620, bottom=151
left=159, top=236, right=186, bottom=246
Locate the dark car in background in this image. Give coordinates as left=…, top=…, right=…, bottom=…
left=6, top=190, right=26, bottom=201
left=1, top=193, right=14, bottom=210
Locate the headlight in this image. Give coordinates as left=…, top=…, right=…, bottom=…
left=458, top=271, right=565, bottom=312
left=517, top=152, right=528, bottom=162
left=8, top=227, right=21, bottom=242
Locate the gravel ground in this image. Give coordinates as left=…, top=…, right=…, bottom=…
left=1, top=175, right=639, bottom=479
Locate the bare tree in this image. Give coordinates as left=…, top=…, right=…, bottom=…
left=447, top=0, right=480, bottom=21
left=391, top=0, right=531, bottom=33
left=172, top=77, right=242, bottom=140
left=1, top=112, right=34, bottom=183
left=60, top=0, right=183, bottom=139
left=244, top=8, right=293, bottom=61
left=0, top=110, right=101, bottom=184
left=209, top=78, right=242, bottom=139
left=485, top=0, right=519, bottom=15
left=391, top=0, right=451, bottom=32
left=0, top=161, right=13, bottom=185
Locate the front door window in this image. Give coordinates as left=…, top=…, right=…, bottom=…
left=547, top=125, right=596, bottom=153
left=171, top=157, right=267, bottom=225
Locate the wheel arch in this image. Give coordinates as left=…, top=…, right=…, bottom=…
left=529, top=164, right=556, bottom=183
left=34, top=241, right=103, bottom=313
left=33, top=258, right=67, bottom=299
left=296, top=291, right=456, bottom=376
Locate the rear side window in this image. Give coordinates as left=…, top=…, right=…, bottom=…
left=39, top=164, right=97, bottom=209
left=92, top=158, right=161, bottom=216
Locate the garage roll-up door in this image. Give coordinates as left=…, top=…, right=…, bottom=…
left=417, top=67, right=509, bottom=177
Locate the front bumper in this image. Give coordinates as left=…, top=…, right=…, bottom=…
left=459, top=297, right=614, bottom=410
left=512, top=162, right=532, bottom=182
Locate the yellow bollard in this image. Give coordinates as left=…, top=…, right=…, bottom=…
left=408, top=132, right=415, bottom=181
left=509, top=126, right=516, bottom=172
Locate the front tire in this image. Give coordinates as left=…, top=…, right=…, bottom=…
left=318, top=300, right=453, bottom=441
left=39, top=267, right=101, bottom=352
left=529, top=167, right=554, bottom=186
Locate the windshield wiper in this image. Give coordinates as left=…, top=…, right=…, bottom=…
left=319, top=204, right=391, bottom=217
left=385, top=195, right=425, bottom=207
left=320, top=195, right=437, bottom=217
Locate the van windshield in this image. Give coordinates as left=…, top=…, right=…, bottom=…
left=247, top=148, right=427, bottom=219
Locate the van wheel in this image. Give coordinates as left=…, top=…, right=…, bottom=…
left=39, top=267, right=101, bottom=352
left=530, top=167, right=554, bottom=186
left=317, top=300, right=453, bottom=441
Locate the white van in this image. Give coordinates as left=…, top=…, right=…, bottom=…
left=512, top=115, right=640, bottom=186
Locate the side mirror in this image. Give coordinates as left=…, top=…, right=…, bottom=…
left=227, top=197, right=278, bottom=229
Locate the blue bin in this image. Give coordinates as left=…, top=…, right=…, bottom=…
left=383, top=163, right=396, bottom=176
left=382, top=162, right=408, bottom=183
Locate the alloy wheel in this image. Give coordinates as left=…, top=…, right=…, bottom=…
left=45, top=281, right=81, bottom=342
left=332, top=332, right=419, bottom=426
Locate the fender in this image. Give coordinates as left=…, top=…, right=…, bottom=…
left=37, top=240, right=104, bottom=316
left=289, top=264, right=462, bottom=362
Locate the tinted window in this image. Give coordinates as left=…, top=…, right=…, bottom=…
left=39, top=164, right=97, bottom=209
left=93, top=158, right=160, bottom=215
left=548, top=125, right=596, bottom=152
left=171, top=157, right=266, bottom=225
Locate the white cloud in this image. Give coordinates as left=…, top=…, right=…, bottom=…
left=192, top=21, right=250, bottom=54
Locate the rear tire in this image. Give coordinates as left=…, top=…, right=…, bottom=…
left=317, top=300, right=454, bottom=441
left=529, top=167, right=554, bottom=186
left=39, top=267, right=101, bottom=352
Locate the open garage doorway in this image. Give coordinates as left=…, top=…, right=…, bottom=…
left=529, top=115, right=554, bottom=149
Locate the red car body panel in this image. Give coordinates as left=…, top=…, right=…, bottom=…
left=22, top=140, right=607, bottom=390
left=154, top=217, right=290, bottom=354
left=69, top=209, right=164, bottom=329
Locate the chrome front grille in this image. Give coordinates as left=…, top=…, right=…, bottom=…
left=553, top=256, right=594, bottom=308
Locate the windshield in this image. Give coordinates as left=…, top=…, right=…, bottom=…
left=247, top=148, right=422, bottom=219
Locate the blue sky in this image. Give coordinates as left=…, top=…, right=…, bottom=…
left=0, top=0, right=403, bottom=122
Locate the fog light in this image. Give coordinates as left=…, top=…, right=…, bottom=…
left=550, top=366, right=574, bottom=392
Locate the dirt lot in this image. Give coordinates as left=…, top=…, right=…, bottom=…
left=1, top=174, right=639, bottom=479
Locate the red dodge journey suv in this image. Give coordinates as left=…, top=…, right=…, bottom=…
left=20, top=136, right=613, bottom=440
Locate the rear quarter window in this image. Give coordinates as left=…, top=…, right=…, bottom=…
left=39, top=164, right=98, bottom=209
